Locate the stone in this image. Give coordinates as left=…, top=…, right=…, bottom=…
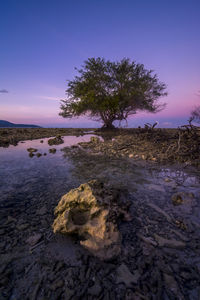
left=137, top=234, right=157, bottom=247
left=48, top=135, right=64, bottom=146
left=90, top=136, right=100, bottom=143
left=7, top=216, right=17, bottom=224
left=29, top=152, right=34, bottom=157
left=16, top=223, right=29, bottom=231
left=36, top=153, right=42, bottom=157
left=164, top=178, right=171, bottom=182
left=26, top=233, right=42, bottom=246
left=49, top=148, right=56, bottom=154
left=88, top=280, right=102, bottom=296
left=37, top=206, right=47, bottom=216
left=50, top=279, right=64, bottom=291
left=147, top=202, right=172, bottom=222
left=116, top=263, right=140, bottom=287
left=171, top=192, right=194, bottom=206
left=65, top=287, right=74, bottom=300
left=27, top=148, right=37, bottom=152
left=52, top=180, right=130, bottom=260
left=164, top=273, right=183, bottom=298
left=0, top=229, right=5, bottom=235
left=154, top=234, right=186, bottom=249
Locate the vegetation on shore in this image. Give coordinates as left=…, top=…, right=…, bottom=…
left=66, top=126, right=200, bottom=168
left=60, top=58, right=167, bottom=129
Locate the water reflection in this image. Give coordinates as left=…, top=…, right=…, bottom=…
left=0, top=135, right=97, bottom=205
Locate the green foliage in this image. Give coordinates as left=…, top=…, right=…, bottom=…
left=60, top=58, right=167, bottom=128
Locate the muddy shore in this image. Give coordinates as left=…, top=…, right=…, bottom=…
left=0, top=130, right=200, bottom=299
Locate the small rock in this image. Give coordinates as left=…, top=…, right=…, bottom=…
left=171, top=192, right=194, bottom=206
left=26, top=233, right=42, bottom=246
left=49, top=148, right=56, bottom=154
left=65, top=287, right=74, bottom=300
left=27, top=148, right=37, bottom=152
left=7, top=216, right=17, bottom=224
left=129, top=154, right=134, bottom=158
left=164, top=273, right=181, bottom=296
left=36, top=153, right=42, bottom=157
left=165, top=178, right=171, bottom=182
left=137, top=234, right=157, bottom=247
left=37, top=206, right=47, bottom=216
left=16, top=223, right=29, bottom=231
left=50, top=279, right=64, bottom=291
left=88, top=280, right=102, bottom=296
left=90, top=136, right=100, bottom=143
left=48, top=136, right=64, bottom=146
left=0, top=229, right=5, bottom=235
left=154, top=234, right=186, bottom=249
left=116, top=263, right=140, bottom=287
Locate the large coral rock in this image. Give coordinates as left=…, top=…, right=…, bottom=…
left=53, top=180, right=130, bottom=260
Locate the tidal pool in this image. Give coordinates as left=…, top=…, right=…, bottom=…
left=0, top=135, right=97, bottom=205
left=0, top=134, right=200, bottom=299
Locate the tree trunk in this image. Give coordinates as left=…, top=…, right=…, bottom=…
left=102, top=121, right=115, bottom=129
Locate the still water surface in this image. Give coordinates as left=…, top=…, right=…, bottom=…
left=0, top=134, right=199, bottom=217
left=0, top=135, right=95, bottom=204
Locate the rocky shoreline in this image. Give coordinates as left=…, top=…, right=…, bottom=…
left=0, top=128, right=94, bottom=147
left=0, top=131, right=200, bottom=299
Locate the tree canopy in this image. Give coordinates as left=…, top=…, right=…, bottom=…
left=59, top=58, right=167, bottom=128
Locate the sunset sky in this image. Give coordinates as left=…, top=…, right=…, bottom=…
left=0, top=0, right=200, bottom=128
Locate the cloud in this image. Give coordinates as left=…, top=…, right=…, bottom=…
left=0, top=89, right=8, bottom=93
left=162, top=122, right=172, bottom=126
left=38, top=95, right=61, bottom=101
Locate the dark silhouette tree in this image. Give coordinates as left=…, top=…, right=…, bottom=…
left=189, top=106, right=200, bottom=124
left=60, top=58, right=167, bottom=128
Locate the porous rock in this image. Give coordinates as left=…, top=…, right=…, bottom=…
left=52, top=180, right=130, bottom=260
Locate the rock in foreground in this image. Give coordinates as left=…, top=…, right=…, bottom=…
left=52, top=180, right=130, bottom=260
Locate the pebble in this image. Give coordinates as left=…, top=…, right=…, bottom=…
left=88, top=280, right=102, bottom=296
left=26, top=233, right=42, bottom=246
left=16, top=223, right=29, bottom=231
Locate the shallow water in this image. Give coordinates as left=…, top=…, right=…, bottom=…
left=0, top=134, right=199, bottom=218
left=1, top=135, right=200, bottom=299
left=0, top=135, right=96, bottom=204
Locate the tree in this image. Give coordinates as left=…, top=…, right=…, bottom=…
left=189, top=106, right=200, bottom=124
left=59, top=58, right=167, bottom=129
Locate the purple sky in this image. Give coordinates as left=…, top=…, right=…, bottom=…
left=0, top=0, right=200, bottom=128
